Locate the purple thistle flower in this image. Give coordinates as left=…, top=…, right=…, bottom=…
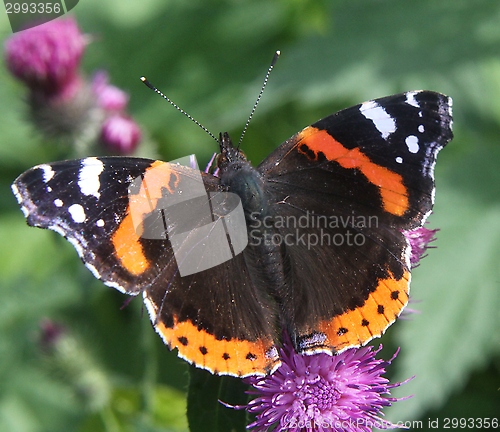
left=4, top=17, right=87, bottom=97
left=92, top=70, right=129, bottom=111
left=4, top=17, right=99, bottom=145
left=244, top=338, right=407, bottom=432
left=100, top=113, right=142, bottom=154
left=403, top=226, right=438, bottom=268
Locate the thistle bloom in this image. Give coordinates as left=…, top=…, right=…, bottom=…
left=4, top=17, right=96, bottom=143
left=4, top=17, right=86, bottom=97
left=244, top=339, right=406, bottom=432
left=403, top=226, right=438, bottom=267
left=4, top=17, right=142, bottom=154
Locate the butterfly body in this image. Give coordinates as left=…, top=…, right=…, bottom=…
left=12, top=90, right=453, bottom=376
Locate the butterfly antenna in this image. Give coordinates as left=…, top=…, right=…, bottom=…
left=237, top=50, right=280, bottom=149
left=140, top=77, right=218, bottom=143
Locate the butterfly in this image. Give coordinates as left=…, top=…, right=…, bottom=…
left=12, top=90, right=453, bottom=376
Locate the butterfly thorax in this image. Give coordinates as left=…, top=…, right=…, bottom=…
left=217, top=132, right=288, bottom=304
left=217, top=132, right=268, bottom=220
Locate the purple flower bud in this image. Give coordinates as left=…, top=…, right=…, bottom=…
left=100, top=114, right=141, bottom=154
left=92, top=70, right=129, bottom=111
left=39, top=318, right=65, bottom=352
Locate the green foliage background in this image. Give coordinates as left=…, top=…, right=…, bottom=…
left=0, top=0, right=499, bottom=431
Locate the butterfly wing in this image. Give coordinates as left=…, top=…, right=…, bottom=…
left=13, top=157, right=280, bottom=376
left=257, top=91, right=453, bottom=353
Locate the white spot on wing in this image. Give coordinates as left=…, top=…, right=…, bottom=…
left=405, top=135, right=419, bottom=153
left=96, top=219, right=105, bottom=227
left=54, top=199, right=63, bottom=207
left=418, top=124, right=425, bottom=133
left=405, top=91, right=420, bottom=108
left=395, top=156, right=403, bottom=164
left=78, top=157, right=104, bottom=199
left=442, top=96, right=453, bottom=131
left=421, top=131, right=440, bottom=178
left=68, top=204, right=86, bottom=223
left=143, top=291, right=158, bottom=322
left=360, top=101, right=396, bottom=139
left=11, top=183, right=30, bottom=218
left=103, top=280, right=128, bottom=296
left=11, top=183, right=22, bottom=204
left=38, top=164, right=55, bottom=183
left=85, top=262, right=101, bottom=279
left=404, top=237, right=412, bottom=269
left=65, top=235, right=84, bottom=257
left=422, top=207, right=433, bottom=224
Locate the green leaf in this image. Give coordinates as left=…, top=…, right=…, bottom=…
left=387, top=142, right=500, bottom=421
left=187, top=368, right=249, bottom=432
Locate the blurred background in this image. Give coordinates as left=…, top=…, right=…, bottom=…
left=0, top=0, right=499, bottom=431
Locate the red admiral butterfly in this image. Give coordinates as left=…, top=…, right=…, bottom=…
left=12, top=86, right=452, bottom=377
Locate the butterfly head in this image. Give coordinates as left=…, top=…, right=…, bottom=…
left=217, top=132, right=248, bottom=171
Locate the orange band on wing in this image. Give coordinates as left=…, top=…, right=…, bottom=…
left=111, top=213, right=149, bottom=275
left=297, top=126, right=409, bottom=216
left=156, top=318, right=280, bottom=377
left=130, top=160, right=181, bottom=218
left=315, top=270, right=410, bottom=353
left=112, top=161, right=181, bottom=276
